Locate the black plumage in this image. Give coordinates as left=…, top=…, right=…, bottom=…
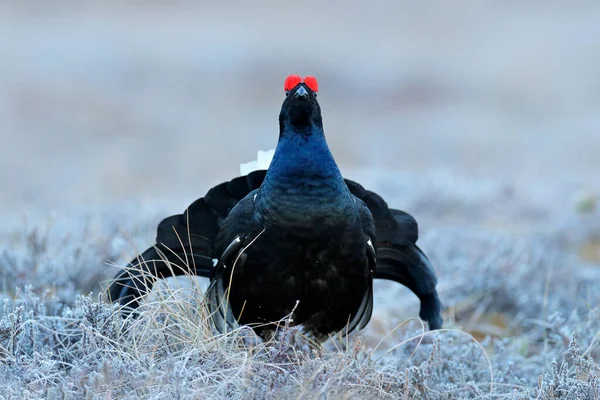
left=107, top=77, right=443, bottom=340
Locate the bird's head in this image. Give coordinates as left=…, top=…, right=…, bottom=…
left=279, top=75, right=323, bottom=134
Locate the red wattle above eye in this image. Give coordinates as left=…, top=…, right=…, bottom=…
left=304, top=76, right=318, bottom=92
left=284, top=75, right=302, bottom=92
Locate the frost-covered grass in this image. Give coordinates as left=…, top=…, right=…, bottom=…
left=1, top=176, right=600, bottom=399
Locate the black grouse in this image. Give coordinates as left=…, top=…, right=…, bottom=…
left=107, top=75, right=443, bottom=340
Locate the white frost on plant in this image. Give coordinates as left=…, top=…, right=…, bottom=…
left=239, top=148, right=276, bottom=175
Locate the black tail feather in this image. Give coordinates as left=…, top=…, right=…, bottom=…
left=374, top=209, right=443, bottom=330
left=106, top=171, right=267, bottom=310
left=375, top=242, right=443, bottom=329
left=344, top=180, right=442, bottom=329
left=106, top=244, right=214, bottom=312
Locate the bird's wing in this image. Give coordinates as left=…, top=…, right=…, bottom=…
left=205, top=192, right=261, bottom=334
left=342, top=230, right=377, bottom=335
left=106, top=171, right=266, bottom=309
left=344, top=180, right=443, bottom=330
left=340, top=197, right=377, bottom=335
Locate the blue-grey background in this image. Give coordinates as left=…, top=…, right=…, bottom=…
left=1, top=3, right=600, bottom=397
left=2, top=2, right=598, bottom=221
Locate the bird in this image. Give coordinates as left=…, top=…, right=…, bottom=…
left=107, top=75, right=443, bottom=340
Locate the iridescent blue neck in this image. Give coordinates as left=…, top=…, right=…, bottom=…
left=261, top=127, right=347, bottom=195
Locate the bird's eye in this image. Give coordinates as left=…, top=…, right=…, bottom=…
left=285, top=90, right=290, bottom=97
left=313, top=92, right=317, bottom=98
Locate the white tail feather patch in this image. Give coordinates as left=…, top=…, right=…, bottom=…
left=239, top=149, right=276, bottom=175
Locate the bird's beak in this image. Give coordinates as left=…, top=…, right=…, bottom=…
left=293, top=86, right=309, bottom=99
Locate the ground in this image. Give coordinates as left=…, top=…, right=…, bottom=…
left=1, top=2, right=599, bottom=399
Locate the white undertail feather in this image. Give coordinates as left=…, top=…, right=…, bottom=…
left=239, top=149, right=276, bottom=175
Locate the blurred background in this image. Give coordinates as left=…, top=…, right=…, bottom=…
left=1, top=1, right=599, bottom=226
left=2, top=3, right=600, bottom=373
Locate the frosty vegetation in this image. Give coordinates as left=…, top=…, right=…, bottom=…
left=1, top=171, right=599, bottom=399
